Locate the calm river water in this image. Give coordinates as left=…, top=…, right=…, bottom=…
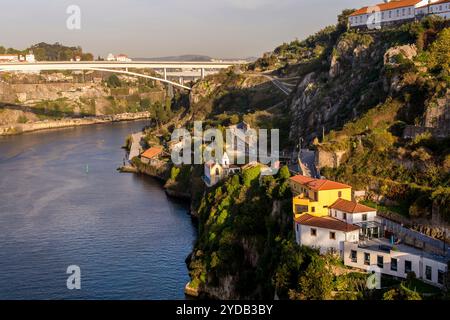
left=0, top=121, right=196, bottom=299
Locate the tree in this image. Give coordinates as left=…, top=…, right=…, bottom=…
left=297, top=256, right=333, bottom=300
left=427, top=28, right=450, bottom=71
left=106, top=74, right=121, bottom=88
left=81, top=53, right=94, bottom=61
left=242, top=166, right=260, bottom=187
left=383, top=283, right=422, bottom=300
left=278, top=165, right=291, bottom=180
left=230, top=114, right=240, bottom=125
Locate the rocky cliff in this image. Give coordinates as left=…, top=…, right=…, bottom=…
left=0, top=71, right=167, bottom=128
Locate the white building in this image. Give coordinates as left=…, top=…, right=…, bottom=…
left=106, top=53, right=116, bottom=61
left=105, top=53, right=132, bottom=62
left=0, top=54, right=19, bottom=63
left=294, top=197, right=448, bottom=287
left=25, top=53, right=35, bottom=63
left=344, top=239, right=448, bottom=288
left=203, top=152, right=241, bottom=187
left=116, top=54, right=132, bottom=62
left=348, top=0, right=445, bottom=29
left=225, top=122, right=258, bottom=161
left=424, top=0, right=450, bottom=19
left=295, top=213, right=360, bottom=256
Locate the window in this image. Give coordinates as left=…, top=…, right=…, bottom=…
left=391, top=258, right=398, bottom=271
left=389, top=11, right=392, bottom=18
left=329, top=232, right=336, bottom=240
left=296, top=224, right=299, bottom=232
left=362, top=214, right=368, bottom=221
left=425, top=266, right=432, bottom=281
left=295, top=205, right=308, bottom=214
left=364, top=253, right=370, bottom=266
left=397, top=9, right=400, bottom=17
left=405, top=260, right=412, bottom=274
left=438, top=270, right=444, bottom=285
left=338, top=191, right=342, bottom=198
left=311, top=207, right=315, bottom=213
left=402, top=8, right=405, bottom=16
left=351, top=250, right=357, bottom=263
left=382, top=12, right=385, bottom=19
left=377, top=255, right=384, bottom=268
left=343, top=212, right=347, bottom=221
left=314, top=192, right=318, bottom=201
left=311, top=228, right=317, bottom=237
left=408, top=8, right=411, bottom=15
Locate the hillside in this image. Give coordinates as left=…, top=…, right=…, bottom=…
left=0, top=42, right=94, bottom=61
left=182, top=12, right=450, bottom=300
left=0, top=71, right=170, bottom=129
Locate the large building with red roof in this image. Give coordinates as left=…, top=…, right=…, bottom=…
left=348, top=0, right=448, bottom=29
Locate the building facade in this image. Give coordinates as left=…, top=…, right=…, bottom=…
left=290, top=175, right=352, bottom=217
left=348, top=0, right=448, bottom=29
left=290, top=174, right=448, bottom=287
left=344, top=240, right=448, bottom=287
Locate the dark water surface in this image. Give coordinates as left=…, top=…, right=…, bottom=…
left=0, top=121, right=196, bottom=299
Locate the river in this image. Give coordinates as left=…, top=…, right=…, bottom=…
left=0, top=121, right=196, bottom=300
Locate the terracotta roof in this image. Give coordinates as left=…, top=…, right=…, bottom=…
left=141, top=147, right=163, bottom=159
left=290, top=175, right=316, bottom=185
left=330, top=198, right=376, bottom=214
left=290, top=175, right=351, bottom=191
left=350, top=0, right=422, bottom=16
left=295, top=214, right=360, bottom=232
left=430, top=0, right=450, bottom=5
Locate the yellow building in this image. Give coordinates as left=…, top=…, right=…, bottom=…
left=290, top=175, right=352, bottom=218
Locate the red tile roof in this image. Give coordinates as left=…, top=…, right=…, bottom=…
left=290, top=175, right=316, bottom=185
left=141, top=147, right=163, bottom=159
left=350, top=0, right=422, bottom=16
left=290, top=175, right=351, bottom=191
left=330, top=198, right=376, bottom=214
left=295, top=214, right=360, bottom=232
left=430, top=0, right=450, bottom=5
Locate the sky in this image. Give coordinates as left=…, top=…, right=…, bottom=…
left=0, top=0, right=367, bottom=59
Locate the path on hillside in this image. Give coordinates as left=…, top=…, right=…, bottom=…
left=298, top=149, right=319, bottom=178
left=128, top=132, right=144, bottom=161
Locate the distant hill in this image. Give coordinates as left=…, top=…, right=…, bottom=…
left=133, top=54, right=258, bottom=62
left=134, top=55, right=213, bottom=62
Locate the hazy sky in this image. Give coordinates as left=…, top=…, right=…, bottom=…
left=0, top=0, right=367, bottom=58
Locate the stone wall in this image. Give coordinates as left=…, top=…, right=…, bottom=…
left=0, top=111, right=152, bottom=136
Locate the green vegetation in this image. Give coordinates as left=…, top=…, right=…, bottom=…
left=0, top=42, right=94, bottom=61
left=318, top=19, right=450, bottom=222
left=106, top=74, right=122, bottom=88
left=182, top=14, right=450, bottom=300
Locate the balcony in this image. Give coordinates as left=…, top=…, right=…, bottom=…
left=292, top=194, right=317, bottom=217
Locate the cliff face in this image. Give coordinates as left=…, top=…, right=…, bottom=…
left=284, top=22, right=449, bottom=145
left=0, top=71, right=167, bottom=126
left=183, top=17, right=449, bottom=300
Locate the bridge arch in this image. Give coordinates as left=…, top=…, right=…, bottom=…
left=0, top=67, right=192, bottom=91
